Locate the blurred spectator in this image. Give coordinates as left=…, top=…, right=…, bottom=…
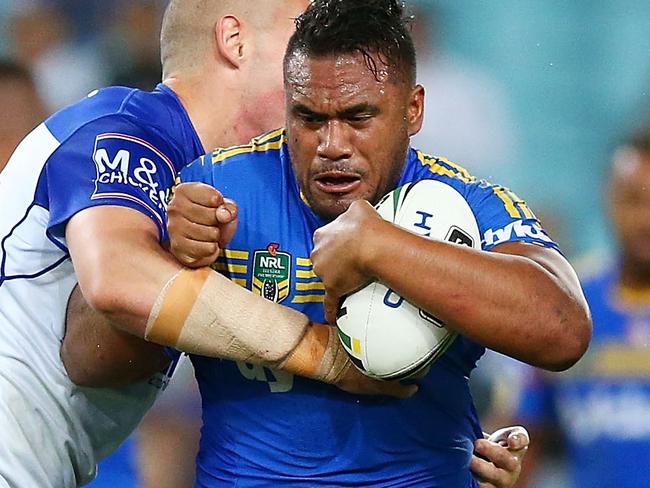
left=104, top=0, right=165, bottom=90
left=9, top=2, right=108, bottom=111
left=410, top=5, right=518, bottom=181
left=0, top=59, right=45, bottom=172
left=513, top=126, right=650, bottom=488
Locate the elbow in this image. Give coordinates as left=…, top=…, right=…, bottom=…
left=542, top=304, right=592, bottom=372
left=80, top=271, right=129, bottom=318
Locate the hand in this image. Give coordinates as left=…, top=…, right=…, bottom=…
left=333, top=358, right=418, bottom=399
left=471, top=426, right=530, bottom=488
left=167, top=182, right=238, bottom=268
left=311, top=200, right=385, bottom=324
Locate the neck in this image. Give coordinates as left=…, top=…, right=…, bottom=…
left=163, top=74, right=250, bottom=151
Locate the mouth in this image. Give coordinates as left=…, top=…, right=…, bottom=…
left=313, top=171, right=362, bottom=194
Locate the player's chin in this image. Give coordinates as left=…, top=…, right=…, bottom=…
left=311, top=195, right=358, bottom=221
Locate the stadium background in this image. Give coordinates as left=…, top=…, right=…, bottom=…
left=1, top=0, right=649, bottom=486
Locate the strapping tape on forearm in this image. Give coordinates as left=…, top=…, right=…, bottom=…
left=145, top=268, right=352, bottom=383
left=145, top=268, right=309, bottom=364
left=278, top=322, right=352, bottom=384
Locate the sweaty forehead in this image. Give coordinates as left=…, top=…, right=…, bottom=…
left=285, top=52, right=391, bottom=106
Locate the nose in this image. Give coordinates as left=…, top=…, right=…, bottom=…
left=317, top=120, right=353, bottom=162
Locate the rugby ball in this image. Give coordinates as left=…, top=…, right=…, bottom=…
left=336, top=179, right=481, bottom=380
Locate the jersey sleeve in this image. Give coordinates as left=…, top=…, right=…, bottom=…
left=45, top=116, right=180, bottom=243
left=466, top=180, right=560, bottom=252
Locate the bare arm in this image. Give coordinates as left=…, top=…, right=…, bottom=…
left=62, top=285, right=170, bottom=388
left=311, top=201, right=591, bottom=371
left=64, top=205, right=412, bottom=397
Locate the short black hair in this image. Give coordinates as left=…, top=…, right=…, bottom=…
left=284, top=0, right=416, bottom=85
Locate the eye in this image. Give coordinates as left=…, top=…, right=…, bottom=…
left=302, top=114, right=324, bottom=124
left=348, top=114, right=372, bottom=124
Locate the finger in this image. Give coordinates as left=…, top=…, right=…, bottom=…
left=216, top=201, right=239, bottom=248
left=470, top=455, right=506, bottom=487
left=474, top=439, right=519, bottom=472
left=506, top=426, right=530, bottom=452
left=175, top=182, right=224, bottom=207
left=171, top=237, right=219, bottom=265
left=174, top=219, right=220, bottom=243
left=324, top=292, right=340, bottom=325
left=168, top=200, right=220, bottom=226
left=215, top=199, right=238, bottom=224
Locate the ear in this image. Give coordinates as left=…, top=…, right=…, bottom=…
left=215, top=15, right=244, bottom=69
left=407, top=84, right=425, bottom=137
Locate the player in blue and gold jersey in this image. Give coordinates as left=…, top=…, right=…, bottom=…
left=169, top=1, right=591, bottom=486
left=515, top=127, right=650, bottom=488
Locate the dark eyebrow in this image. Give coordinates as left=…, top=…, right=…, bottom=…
left=291, top=103, right=328, bottom=121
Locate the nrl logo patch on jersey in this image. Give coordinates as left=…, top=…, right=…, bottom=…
left=252, top=243, right=291, bottom=303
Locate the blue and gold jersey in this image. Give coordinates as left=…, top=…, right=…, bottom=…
left=180, top=129, right=559, bottom=488
left=517, top=263, right=650, bottom=488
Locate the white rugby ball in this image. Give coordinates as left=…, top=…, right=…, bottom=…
left=336, top=179, right=481, bottom=380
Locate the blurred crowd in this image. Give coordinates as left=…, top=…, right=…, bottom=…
left=2, top=1, right=650, bottom=487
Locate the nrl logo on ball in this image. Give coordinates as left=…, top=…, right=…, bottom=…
left=252, top=243, right=291, bottom=303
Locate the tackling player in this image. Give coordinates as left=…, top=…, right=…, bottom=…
left=0, top=1, right=386, bottom=486
left=161, top=0, right=591, bottom=486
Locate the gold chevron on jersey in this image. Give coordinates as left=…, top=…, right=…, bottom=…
left=492, top=185, right=536, bottom=220
left=416, top=151, right=476, bottom=184
left=212, top=248, right=250, bottom=287
left=292, top=257, right=325, bottom=304
left=210, top=128, right=286, bottom=165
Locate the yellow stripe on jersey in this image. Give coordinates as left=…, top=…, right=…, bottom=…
left=292, top=295, right=325, bottom=304
left=416, top=151, right=473, bottom=183
left=296, top=282, right=325, bottom=291
left=224, top=249, right=249, bottom=260
left=437, top=156, right=474, bottom=181
left=232, top=278, right=247, bottom=287
left=296, top=257, right=312, bottom=267
left=211, top=137, right=286, bottom=164
left=252, top=128, right=285, bottom=145
left=297, top=269, right=317, bottom=279
left=493, top=186, right=521, bottom=219
left=213, top=262, right=248, bottom=275
left=503, top=188, right=535, bottom=219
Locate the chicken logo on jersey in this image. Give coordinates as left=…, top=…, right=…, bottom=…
left=252, top=243, right=291, bottom=303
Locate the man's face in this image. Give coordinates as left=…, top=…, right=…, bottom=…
left=610, top=148, right=650, bottom=268
left=285, top=51, right=424, bottom=220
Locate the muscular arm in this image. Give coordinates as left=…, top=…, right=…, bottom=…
left=62, top=285, right=171, bottom=387
left=64, top=205, right=411, bottom=397
left=311, top=201, right=591, bottom=371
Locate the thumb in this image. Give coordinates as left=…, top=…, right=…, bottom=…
left=217, top=200, right=238, bottom=247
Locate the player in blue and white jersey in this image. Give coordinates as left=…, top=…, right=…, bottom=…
left=0, top=1, right=316, bottom=486
left=514, top=128, right=650, bottom=488
left=169, top=1, right=591, bottom=486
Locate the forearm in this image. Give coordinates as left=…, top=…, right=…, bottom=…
left=62, top=285, right=171, bottom=387
left=362, top=222, right=590, bottom=370
left=67, top=207, right=340, bottom=383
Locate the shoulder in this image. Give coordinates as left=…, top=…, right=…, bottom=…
left=45, top=86, right=182, bottom=152
left=405, top=148, right=527, bottom=217
left=181, top=128, right=286, bottom=183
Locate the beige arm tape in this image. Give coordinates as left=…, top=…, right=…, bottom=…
left=145, top=268, right=350, bottom=383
